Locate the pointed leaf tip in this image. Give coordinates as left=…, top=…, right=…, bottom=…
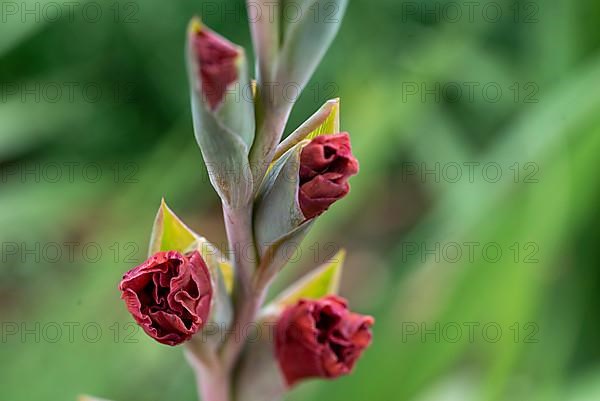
left=147, top=200, right=235, bottom=293
left=265, top=249, right=346, bottom=314
left=148, top=199, right=197, bottom=256
left=305, top=98, right=340, bottom=140
left=273, top=98, right=341, bottom=161
left=190, top=17, right=201, bottom=32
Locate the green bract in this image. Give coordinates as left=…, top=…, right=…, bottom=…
left=263, top=249, right=345, bottom=315
left=277, top=0, right=349, bottom=93
left=253, top=99, right=341, bottom=279
left=186, top=19, right=256, bottom=208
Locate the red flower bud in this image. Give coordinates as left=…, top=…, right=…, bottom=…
left=298, top=133, right=359, bottom=219
left=191, top=25, right=239, bottom=110
left=275, top=295, right=374, bottom=386
left=119, top=250, right=213, bottom=346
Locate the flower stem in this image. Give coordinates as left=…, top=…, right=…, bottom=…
left=197, top=372, right=230, bottom=401
left=222, top=203, right=256, bottom=298
left=220, top=281, right=267, bottom=372
left=186, top=348, right=231, bottom=401
left=220, top=203, right=261, bottom=372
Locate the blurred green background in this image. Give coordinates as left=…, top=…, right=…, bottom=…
left=2, top=0, right=600, bottom=400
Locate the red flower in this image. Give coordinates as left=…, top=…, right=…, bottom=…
left=275, top=295, right=374, bottom=386
left=119, top=251, right=213, bottom=346
left=191, top=26, right=239, bottom=110
left=298, top=133, right=359, bottom=219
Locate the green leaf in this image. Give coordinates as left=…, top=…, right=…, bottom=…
left=263, top=249, right=346, bottom=315
left=256, top=220, right=315, bottom=288
left=304, top=98, right=340, bottom=140
left=191, top=93, right=254, bottom=208
left=247, top=0, right=280, bottom=83
left=273, top=98, right=340, bottom=161
left=277, top=0, right=349, bottom=92
left=148, top=199, right=234, bottom=294
left=148, top=198, right=197, bottom=256
left=187, top=18, right=255, bottom=148
left=254, top=143, right=306, bottom=250
left=186, top=18, right=255, bottom=208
